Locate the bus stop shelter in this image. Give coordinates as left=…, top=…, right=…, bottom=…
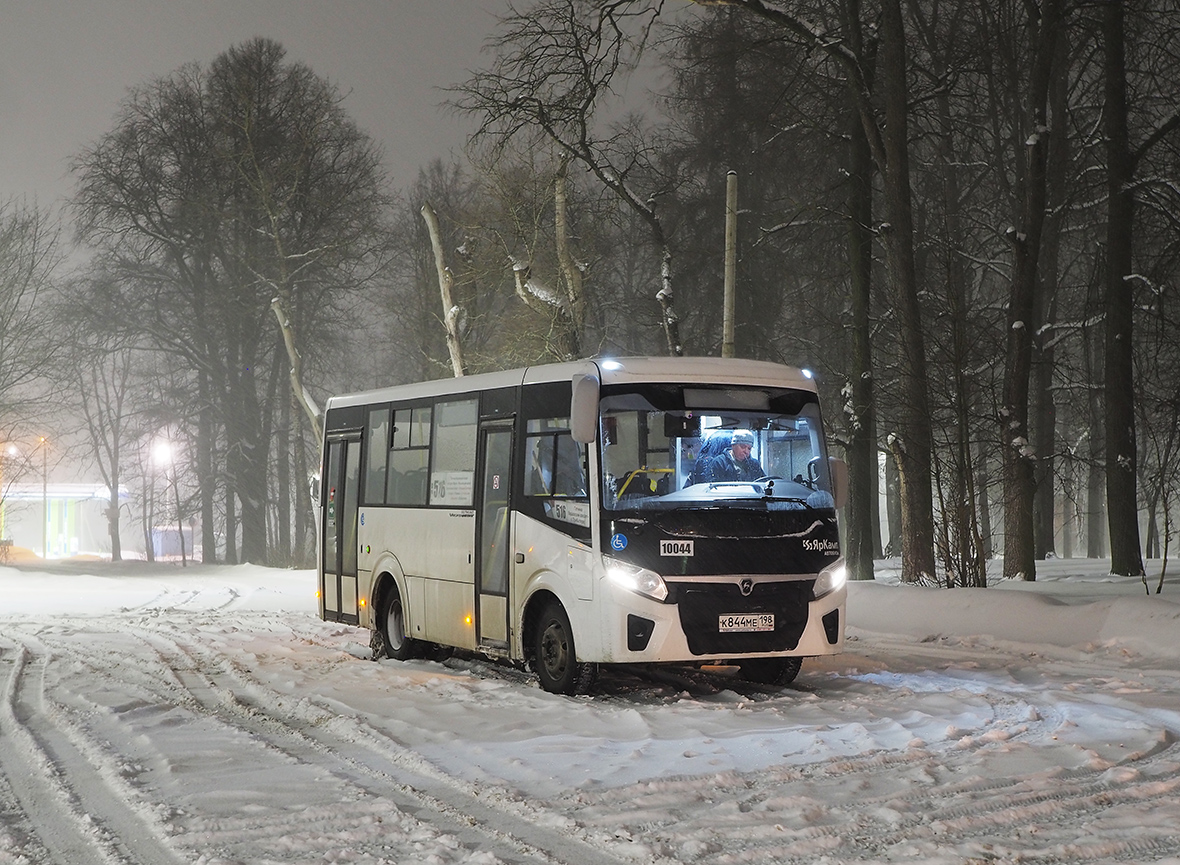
left=0, top=482, right=128, bottom=560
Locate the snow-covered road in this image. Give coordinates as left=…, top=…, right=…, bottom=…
left=2, top=561, right=1179, bottom=864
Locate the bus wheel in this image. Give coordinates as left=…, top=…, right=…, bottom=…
left=376, top=588, right=419, bottom=661
left=533, top=601, right=595, bottom=695
left=738, top=656, right=802, bottom=686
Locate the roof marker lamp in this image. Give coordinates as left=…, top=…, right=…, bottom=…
left=600, top=359, right=623, bottom=371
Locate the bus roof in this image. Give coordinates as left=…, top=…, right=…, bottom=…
left=325, top=356, right=818, bottom=411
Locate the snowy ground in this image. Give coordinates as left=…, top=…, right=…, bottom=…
left=2, top=557, right=1179, bottom=864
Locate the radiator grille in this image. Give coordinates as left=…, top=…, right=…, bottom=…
left=670, top=579, right=813, bottom=655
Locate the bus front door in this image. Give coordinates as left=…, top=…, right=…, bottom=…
left=321, top=435, right=361, bottom=625
left=476, top=422, right=514, bottom=648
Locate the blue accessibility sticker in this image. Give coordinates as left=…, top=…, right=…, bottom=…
left=610, top=533, right=628, bottom=551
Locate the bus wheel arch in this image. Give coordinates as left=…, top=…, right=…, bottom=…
left=371, top=572, right=420, bottom=662
left=525, top=592, right=597, bottom=696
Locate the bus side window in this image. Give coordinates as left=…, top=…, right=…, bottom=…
left=387, top=406, right=431, bottom=506
left=554, top=434, right=586, bottom=496
left=430, top=398, right=478, bottom=507
left=363, top=406, right=390, bottom=505
left=525, top=432, right=585, bottom=495
left=526, top=435, right=555, bottom=495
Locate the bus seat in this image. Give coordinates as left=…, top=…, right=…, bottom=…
left=686, top=432, right=732, bottom=486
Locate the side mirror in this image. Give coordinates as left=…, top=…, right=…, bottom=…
left=570, top=373, right=600, bottom=444
left=309, top=473, right=322, bottom=508
left=828, top=457, right=848, bottom=509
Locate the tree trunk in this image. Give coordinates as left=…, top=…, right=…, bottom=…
left=655, top=244, right=683, bottom=357
left=976, top=434, right=994, bottom=559
left=107, top=480, right=122, bottom=562
left=1000, top=0, right=1061, bottom=581
left=1062, top=468, right=1075, bottom=558
left=1083, top=283, right=1107, bottom=557
left=1033, top=50, right=1070, bottom=561
left=878, top=0, right=934, bottom=583
left=142, top=475, right=155, bottom=564
left=276, top=369, right=292, bottom=565
left=554, top=158, right=585, bottom=359
left=421, top=201, right=467, bottom=377
left=198, top=342, right=221, bottom=564
left=173, top=472, right=186, bottom=566
left=885, top=449, right=903, bottom=557
left=1101, top=0, right=1145, bottom=577
left=224, top=450, right=238, bottom=565
left=931, top=35, right=986, bottom=588
left=1031, top=324, right=1058, bottom=560
left=294, top=411, right=313, bottom=566
left=271, top=297, right=323, bottom=446
left=1086, top=440, right=1107, bottom=557
left=843, top=60, right=876, bottom=582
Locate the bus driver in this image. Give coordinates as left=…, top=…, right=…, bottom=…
left=705, top=429, right=764, bottom=482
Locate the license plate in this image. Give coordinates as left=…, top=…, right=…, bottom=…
left=718, top=613, right=774, bottom=633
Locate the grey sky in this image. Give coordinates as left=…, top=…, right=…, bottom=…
left=0, top=1, right=506, bottom=211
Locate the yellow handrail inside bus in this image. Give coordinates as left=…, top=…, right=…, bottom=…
left=617, top=467, right=673, bottom=498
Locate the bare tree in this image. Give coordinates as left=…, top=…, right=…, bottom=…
left=69, top=324, right=136, bottom=561
left=990, top=0, right=1067, bottom=581
left=692, top=0, right=935, bottom=582
left=0, top=201, right=60, bottom=431
left=72, top=38, right=389, bottom=564
left=454, top=0, right=684, bottom=356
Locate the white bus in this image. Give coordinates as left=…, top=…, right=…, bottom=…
left=318, top=357, right=847, bottom=695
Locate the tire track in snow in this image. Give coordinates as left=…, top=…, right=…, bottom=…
left=132, top=624, right=633, bottom=865
left=565, top=734, right=1180, bottom=863
left=13, top=609, right=1180, bottom=864
left=560, top=633, right=1180, bottom=863
left=15, top=620, right=583, bottom=864
left=284, top=615, right=1180, bottom=862
left=0, top=643, right=184, bottom=865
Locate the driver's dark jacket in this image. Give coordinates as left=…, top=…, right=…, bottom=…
left=705, top=452, right=764, bottom=482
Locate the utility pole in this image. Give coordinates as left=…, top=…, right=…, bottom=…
left=722, top=171, right=738, bottom=358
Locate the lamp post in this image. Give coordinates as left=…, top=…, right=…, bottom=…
left=39, top=436, right=47, bottom=559
left=153, top=436, right=187, bottom=565
left=0, top=443, right=16, bottom=543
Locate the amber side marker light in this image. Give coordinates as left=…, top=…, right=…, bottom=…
left=464, top=615, right=473, bottom=625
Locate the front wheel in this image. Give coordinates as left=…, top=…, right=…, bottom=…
left=373, top=586, right=420, bottom=661
left=532, top=601, right=596, bottom=695
left=738, top=656, right=802, bottom=686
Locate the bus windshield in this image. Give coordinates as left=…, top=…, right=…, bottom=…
left=599, top=383, right=836, bottom=512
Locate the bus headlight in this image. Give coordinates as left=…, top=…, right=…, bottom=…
left=605, top=559, right=668, bottom=603
left=812, top=560, right=847, bottom=600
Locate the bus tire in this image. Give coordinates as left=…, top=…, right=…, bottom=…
left=738, top=656, right=802, bottom=686
left=375, top=587, right=420, bottom=661
left=533, top=601, right=596, bottom=695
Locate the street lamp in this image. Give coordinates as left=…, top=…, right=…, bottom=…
left=152, top=436, right=188, bottom=565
